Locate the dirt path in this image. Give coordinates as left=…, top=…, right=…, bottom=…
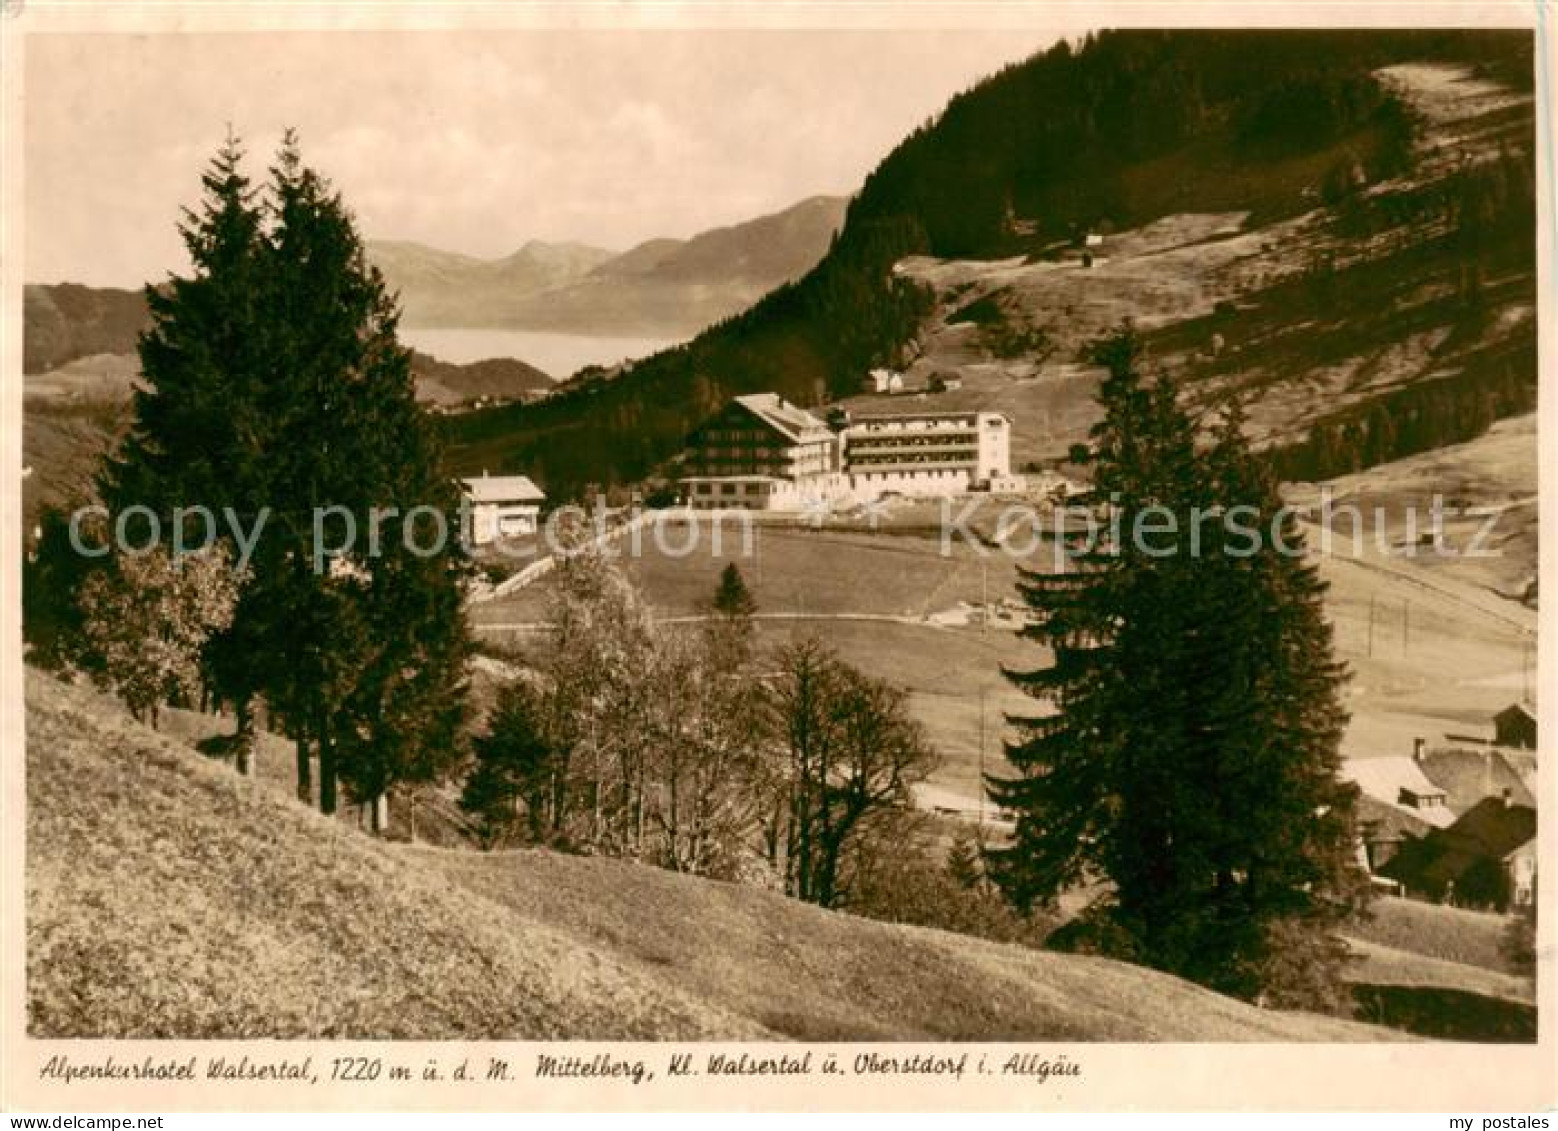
left=473, top=610, right=968, bottom=634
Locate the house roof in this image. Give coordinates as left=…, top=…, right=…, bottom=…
left=1354, top=793, right=1432, bottom=844
left=1447, top=797, right=1537, bottom=860
left=461, top=474, right=546, bottom=504
left=732, top=394, right=831, bottom=443
left=1380, top=798, right=1537, bottom=893
left=1345, top=756, right=1454, bottom=828
left=1418, top=746, right=1536, bottom=815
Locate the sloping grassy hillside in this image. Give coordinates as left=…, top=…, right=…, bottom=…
left=26, top=670, right=763, bottom=1040
left=26, top=669, right=1390, bottom=1041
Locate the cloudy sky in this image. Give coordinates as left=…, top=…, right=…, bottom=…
left=25, top=29, right=1063, bottom=286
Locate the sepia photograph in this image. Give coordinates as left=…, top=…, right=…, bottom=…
left=1, top=3, right=1551, bottom=1115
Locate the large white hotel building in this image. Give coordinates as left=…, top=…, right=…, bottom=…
left=681, top=393, right=1023, bottom=511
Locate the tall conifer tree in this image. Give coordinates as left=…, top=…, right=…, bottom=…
left=987, top=326, right=1367, bottom=1006
left=101, top=130, right=271, bottom=772
left=256, top=132, right=471, bottom=821
left=100, top=131, right=471, bottom=820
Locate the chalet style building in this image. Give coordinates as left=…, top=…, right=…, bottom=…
left=680, top=393, right=1021, bottom=510
left=1380, top=793, right=1537, bottom=911
left=1350, top=720, right=1540, bottom=906
left=680, top=394, right=849, bottom=512
left=461, top=473, right=546, bottom=544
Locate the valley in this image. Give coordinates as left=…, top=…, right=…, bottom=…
left=470, top=404, right=1535, bottom=815
left=18, top=28, right=1541, bottom=1056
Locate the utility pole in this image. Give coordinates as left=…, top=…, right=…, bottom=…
left=978, top=686, right=987, bottom=831
left=981, top=560, right=988, bottom=637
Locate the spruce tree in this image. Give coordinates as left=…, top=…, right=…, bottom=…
left=99, top=130, right=271, bottom=772
left=103, top=129, right=265, bottom=516
left=99, top=130, right=472, bottom=817
left=460, top=679, right=561, bottom=848
left=707, top=560, right=758, bottom=671
left=256, top=132, right=472, bottom=821
left=987, top=326, right=1367, bottom=1007
left=713, top=561, right=757, bottom=619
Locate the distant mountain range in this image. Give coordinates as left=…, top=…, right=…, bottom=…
left=24, top=194, right=848, bottom=374
left=368, top=195, right=848, bottom=335
left=366, top=239, right=617, bottom=325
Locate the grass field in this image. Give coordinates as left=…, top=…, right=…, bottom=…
left=1347, top=896, right=1518, bottom=974
left=473, top=522, right=1036, bottom=804
left=472, top=463, right=1535, bottom=798
left=472, top=522, right=1027, bottom=625
left=25, top=667, right=1391, bottom=1042
left=1343, top=940, right=1532, bottom=1005
left=1303, top=418, right=1537, bottom=766
left=1288, top=414, right=1537, bottom=605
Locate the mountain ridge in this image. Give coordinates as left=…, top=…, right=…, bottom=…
left=371, top=194, right=849, bottom=334
left=24, top=193, right=850, bottom=370
left=443, top=30, right=1535, bottom=498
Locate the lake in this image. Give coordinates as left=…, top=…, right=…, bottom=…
left=399, top=327, right=684, bottom=381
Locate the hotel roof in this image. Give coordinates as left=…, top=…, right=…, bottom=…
left=733, top=393, right=831, bottom=441
left=849, top=409, right=1011, bottom=424
left=1346, top=756, right=1455, bottom=828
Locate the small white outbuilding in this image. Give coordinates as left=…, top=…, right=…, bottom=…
left=462, top=473, right=545, bottom=544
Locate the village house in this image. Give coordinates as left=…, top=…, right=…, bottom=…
left=864, top=368, right=905, bottom=394
left=1351, top=703, right=1542, bottom=901
left=1493, top=701, right=1537, bottom=750
left=1380, top=793, right=1537, bottom=911
left=461, top=473, right=546, bottom=544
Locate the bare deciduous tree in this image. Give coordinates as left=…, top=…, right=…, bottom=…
left=768, top=637, right=937, bottom=909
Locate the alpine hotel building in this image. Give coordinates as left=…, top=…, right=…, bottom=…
left=682, top=393, right=1021, bottom=511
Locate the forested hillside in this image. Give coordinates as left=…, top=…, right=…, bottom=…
left=445, top=29, right=1533, bottom=499
left=23, top=284, right=149, bottom=373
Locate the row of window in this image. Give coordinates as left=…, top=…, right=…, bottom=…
left=697, top=428, right=775, bottom=443
left=693, top=449, right=828, bottom=462
left=849, top=455, right=979, bottom=470
left=846, top=442, right=979, bottom=457
left=855, top=469, right=969, bottom=481
left=847, top=426, right=978, bottom=439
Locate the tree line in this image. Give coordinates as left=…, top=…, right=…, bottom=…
left=1267, top=358, right=1534, bottom=483
left=24, top=134, right=471, bottom=828
left=461, top=552, right=938, bottom=911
